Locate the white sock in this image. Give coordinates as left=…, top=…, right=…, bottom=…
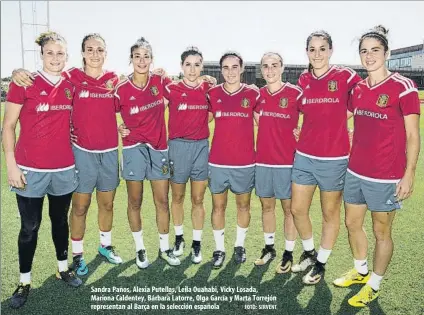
left=285, top=239, right=296, bottom=252
left=71, top=238, right=83, bottom=256
left=317, top=246, right=332, bottom=264
left=100, top=230, right=112, bottom=247
left=264, top=232, right=275, bottom=245
left=367, top=272, right=383, bottom=291
left=20, top=272, right=31, bottom=284
left=213, top=229, right=225, bottom=252
left=235, top=226, right=248, bottom=247
left=192, top=229, right=202, bottom=242
left=58, top=260, right=68, bottom=272
left=132, top=230, right=145, bottom=252
left=301, top=237, right=315, bottom=252
left=174, top=225, right=184, bottom=236
left=354, top=258, right=368, bottom=275
left=159, top=233, right=169, bottom=252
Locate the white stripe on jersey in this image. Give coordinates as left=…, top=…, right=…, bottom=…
left=399, top=88, right=418, bottom=98
left=337, top=66, right=357, bottom=84
left=114, top=79, right=130, bottom=99
left=255, top=163, right=293, bottom=168
left=208, top=162, right=255, bottom=169
left=73, top=143, right=118, bottom=153
left=347, top=169, right=401, bottom=184
left=393, top=73, right=414, bottom=89
left=286, top=83, right=303, bottom=100
left=296, top=150, right=349, bottom=161
left=367, top=74, right=394, bottom=90
left=17, top=164, right=75, bottom=173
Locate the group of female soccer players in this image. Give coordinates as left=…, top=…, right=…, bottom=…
left=3, top=24, right=420, bottom=309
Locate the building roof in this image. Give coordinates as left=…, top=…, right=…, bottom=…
left=391, top=44, right=424, bottom=56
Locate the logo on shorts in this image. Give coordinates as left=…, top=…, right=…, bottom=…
left=105, top=79, right=114, bottom=90
left=386, top=199, right=393, bottom=205
left=162, top=164, right=169, bottom=175
left=279, top=98, right=288, bottom=108
left=376, top=94, right=389, bottom=107
left=241, top=98, right=250, bottom=108
left=64, top=88, right=72, bottom=100
left=150, top=86, right=159, bottom=96
left=328, top=80, right=338, bottom=92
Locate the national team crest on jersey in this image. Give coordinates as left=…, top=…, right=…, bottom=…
left=279, top=98, right=288, bottom=108
left=150, top=86, right=159, bottom=96
left=376, top=94, right=389, bottom=107
left=105, top=80, right=114, bottom=90
left=241, top=98, right=250, bottom=108
left=328, top=80, right=338, bottom=92
left=64, top=88, right=72, bottom=100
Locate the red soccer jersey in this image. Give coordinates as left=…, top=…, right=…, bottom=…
left=6, top=71, right=74, bottom=170
left=208, top=84, right=259, bottom=167
left=164, top=80, right=211, bottom=140
left=297, top=65, right=362, bottom=159
left=255, top=83, right=302, bottom=166
left=63, top=67, right=119, bottom=152
left=347, top=73, right=420, bottom=182
left=115, top=74, right=171, bottom=150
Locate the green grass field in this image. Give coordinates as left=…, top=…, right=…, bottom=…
left=1, top=102, right=424, bottom=315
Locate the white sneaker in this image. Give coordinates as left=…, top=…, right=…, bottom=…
left=291, top=250, right=317, bottom=273
left=136, top=249, right=149, bottom=269
left=159, top=249, right=181, bottom=266
left=172, top=238, right=185, bottom=257
left=191, top=244, right=202, bottom=264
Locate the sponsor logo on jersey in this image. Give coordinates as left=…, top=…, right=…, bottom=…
left=36, top=103, right=50, bottom=112
left=376, top=94, right=389, bottom=107
left=354, top=108, right=388, bottom=120
left=79, top=90, right=89, bottom=98
left=328, top=80, right=338, bottom=92
left=130, top=96, right=136, bottom=101
left=150, top=86, right=159, bottom=96
left=129, top=99, right=164, bottom=115
left=130, top=106, right=140, bottom=115
left=215, top=110, right=249, bottom=118
left=78, top=90, right=114, bottom=99
left=36, top=103, right=72, bottom=112
left=302, top=97, right=340, bottom=105
left=178, top=103, right=188, bottom=111
left=105, top=79, right=114, bottom=90
left=40, top=90, right=47, bottom=96
left=178, top=103, right=208, bottom=111
left=64, top=88, right=72, bottom=100
left=241, top=98, right=250, bottom=108
left=279, top=98, right=288, bottom=108
left=260, top=110, right=291, bottom=119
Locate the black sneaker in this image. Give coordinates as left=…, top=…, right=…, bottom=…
left=254, top=246, right=276, bottom=266
left=70, top=255, right=88, bottom=276
left=56, top=268, right=83, bottom=287
left=233, top=246, right=247, bottom=264
left=276, top=250, right=293, bottom=274
left=9, top=283, right=30, bottom=309
left=291, top=250, right=317, bottom=273
left=303, top=261, right=325, bottom=284
left=212, top=250, right=226, bottom=269
left=191, top=243, right=202, bottom=264
left=173, top=237, right=185, bottom=257
left=136, top=249, right=149, bottom=269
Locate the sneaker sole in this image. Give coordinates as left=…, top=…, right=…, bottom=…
left=333, top=279, right=369, bottom=288
left=76, top=267, right=89, bottom=276
left=98, top=252, right=123, bottom=264
left=55, top=274, right=83, bottom=288
left=254, top=256, right=275, bottom=266
left=302, top=274, right=323, bottom=285
left=136, top=262, right=150, bottom=269
left=276, top=261, right=292, bottom=274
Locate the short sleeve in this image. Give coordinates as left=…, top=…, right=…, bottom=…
left=6, top=82, right=26, bottom=105
left=161, top=76, right=173, bottom=88
left=295, top=89, right=303, bottom=112
left=399, top=82, right=420, bottom=116
left=347, top=88, right=355, bottom=113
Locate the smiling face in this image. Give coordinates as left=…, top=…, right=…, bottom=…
left=181, top=54, right=203, bottom=83
left=306, top=36, right=332, bottom=72
left=261, top=54, right=283, bottom=85
left=221, top=56, right=243, bottom=85
left=359, top=37, right=388, bottom=73
left=82, top=38, right=106, bottom=69
left=41, top=41, right=67, bottom=74
left=131, top=47, right=152, bottom=75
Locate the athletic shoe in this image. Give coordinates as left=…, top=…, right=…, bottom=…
left=158, top=249, right=181, bottom=266
left=98, top=245, right=123, bottom=264
left=333, top=268, right=370, bottom=287
left=172, top=237, right=185, bottom=257
left=136, top=249, right=149, bottom=269
left=254, top=246, right=276, bottom=266
left=291, top=250, right=317, bottom=273
left=191, top=243, right=202, bottom=264
left=275, top=250, right=293, bottom=274
left=9, top=283, right=30, bottom=309
left=233, top=246, right=247, bottom=264
left=70, top=255, right=88, bottom=276
left=56, top=269, right=83, bottom=287
left=303, top=262, right=325, bottom=284
left=212, top=250, right=226, bottom=269
left=348, top=284, right=379, bottom=307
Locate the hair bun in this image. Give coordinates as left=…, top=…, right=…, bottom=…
left=373, top=25, right=389, bottom=36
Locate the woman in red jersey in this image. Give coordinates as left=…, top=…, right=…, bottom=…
left=333, top=26, right=420, bottom=307
left=115, top=37, right=180, bottom=267
left=3, top=32, right=82, bottom=310
left=290, top=31, right=362, bottom=284
left=252, top=52, right=301, bottom=273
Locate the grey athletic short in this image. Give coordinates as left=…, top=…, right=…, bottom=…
left=12, top=166, right=78, bottom=198
left=169, top=138, right=209, bottom=184
left=292, top=152, right=348, bottom=191
left=72, top=145, right=120, bottom=193
left=208, top=165, right=255, bottom=194
left=255, top=166, right=292, bottom=200
left=343, top=170, right=402, bottom=212
left=122, top=143, right=170, bottom=181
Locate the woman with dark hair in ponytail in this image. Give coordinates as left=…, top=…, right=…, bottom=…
left=289, top=30, right=362, bottom=285
left=334, top=25, right=420, bottom=307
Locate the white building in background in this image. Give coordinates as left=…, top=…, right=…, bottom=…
left=387, top=42, right=424, bottom=69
